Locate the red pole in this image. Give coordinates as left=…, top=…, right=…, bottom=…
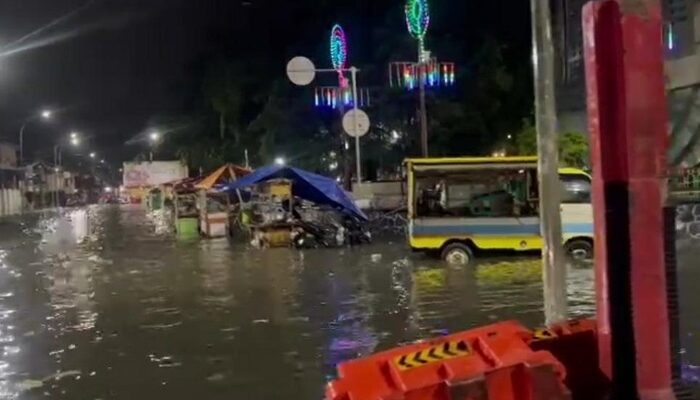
left=583, top=0, right=674, bottom=398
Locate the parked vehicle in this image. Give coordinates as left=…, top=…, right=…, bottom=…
left=405, top=157, right=593, bottom=265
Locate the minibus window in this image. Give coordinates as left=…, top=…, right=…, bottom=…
left=560, top=174, right=592, bottom=204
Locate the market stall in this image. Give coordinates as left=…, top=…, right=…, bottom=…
left=223, top=165, right=369, bottom=248
left=195, top=163, right=251, bottom=238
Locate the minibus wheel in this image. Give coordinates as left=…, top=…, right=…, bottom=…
left=565, top=239, right=594, bottom=261
left=441, top=242, right=474, bottom=266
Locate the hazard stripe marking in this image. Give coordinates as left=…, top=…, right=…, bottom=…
left=393, top=340, right=471, bottom=371
left=532, top=328, right=558, bottom=340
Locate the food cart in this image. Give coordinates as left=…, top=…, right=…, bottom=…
left=248, top=179, right=295, bottom=248
left=195, top=164, right=251, bottom=238
left=222, top=165, right=370, bottom=249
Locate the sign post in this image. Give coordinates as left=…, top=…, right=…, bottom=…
left=287, top=57, right=370, bottom=183
left=530, top=0, right=567, bottom=326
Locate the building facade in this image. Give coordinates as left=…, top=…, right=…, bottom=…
left=0, top=142, right=23, bottom=190
left=0, top=142, right=18, bottom=169
left=552, top=0, right=700, bottom=167
left=551, top=0, right=589, bottom=133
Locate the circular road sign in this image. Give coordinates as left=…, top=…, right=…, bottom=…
left=286, top=57, right=316, bottom=86
left=343, top=109, right=371, bottom=138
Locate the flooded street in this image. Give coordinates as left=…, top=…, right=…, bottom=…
left=0, top=205, right=697, bottom=399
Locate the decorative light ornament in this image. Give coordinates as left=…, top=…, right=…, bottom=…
left=405, top=0, right=430, bottom=54
left=312, top=24, right=371, bottom=109
left=330, top=24, right=348, bottom=73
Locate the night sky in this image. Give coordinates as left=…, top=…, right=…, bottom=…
left=0, top=0, right=531, bottom=166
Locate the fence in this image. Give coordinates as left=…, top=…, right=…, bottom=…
left=353, top=181, right=406, bottom=211
left=0, top=189, right=23, bottom=217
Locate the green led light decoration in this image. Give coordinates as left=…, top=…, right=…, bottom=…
left=405, top=0, right=430, bottom=50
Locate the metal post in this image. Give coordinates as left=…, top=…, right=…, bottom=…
left=530, top=0, right=567, bottom=325
left=53, top=146, right=58, bottom=209
left=418, top=43, right=429, bottom=157
left=584, top=1, right=676, bottom=398
left=350, top=67, right=362, bottom=184
left=19, top=123, right=26, bottom=166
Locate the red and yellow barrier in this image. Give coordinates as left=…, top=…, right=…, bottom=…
left=326, top=320, right=603, bottom=400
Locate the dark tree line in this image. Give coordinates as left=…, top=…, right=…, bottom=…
left=148, top=0, right=537, bottom=176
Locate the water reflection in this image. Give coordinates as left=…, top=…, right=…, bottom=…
left=0, top=248, right=18, bottom=400
left=0, top=206, right=695, bottom=398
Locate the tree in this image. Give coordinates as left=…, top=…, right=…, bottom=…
left=150, top=2, right=536, bottom=177
left=514, top=120, right=589, bottom=168
left=203, top=61, right=245, bottom=141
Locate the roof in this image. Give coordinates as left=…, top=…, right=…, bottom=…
left=558, top=167, right=589, bottom=176
left=195, top=163, right=251, bottom=190
left=223, top=165, right=367, bottom=221
left=405, top=157, right=588, bottom=176
left=405, top=156, right=539, bottom=165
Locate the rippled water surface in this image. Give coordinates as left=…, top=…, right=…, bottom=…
left=0, top=206, right=696, bottom=399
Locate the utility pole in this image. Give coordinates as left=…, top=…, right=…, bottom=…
left=390, top=0, right=454, bottom=158
left=19, top=124, right=26, bottom=166
left=530, top=0, right=567, bottom=325
left=350, top=67, right=362, bottom=183
left=418, top=46, right=429, bottom=157
left=337, top=101, right=352, bottom=190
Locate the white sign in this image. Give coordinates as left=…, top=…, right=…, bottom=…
left=343, top=109, right=371, bottom=138
left=123, top=161, right=188, bottom=188
left=286, top=57, right=316, bottom=86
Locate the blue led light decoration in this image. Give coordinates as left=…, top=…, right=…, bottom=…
left=314, top=87, right=371, bottom=109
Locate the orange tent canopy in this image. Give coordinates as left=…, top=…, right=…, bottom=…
left=195, top=163, right=251, bottom=190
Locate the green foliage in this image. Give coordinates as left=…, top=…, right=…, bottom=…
left=514, top=121, right=589, bottom=168
left=559, top=131, right=589, bottom=168
left=153, top=3, right=534, bottom=178
left=514, top=120, right=537, bottom=155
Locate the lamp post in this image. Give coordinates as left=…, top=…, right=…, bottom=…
left=18, top=109, right=52, bottom=165
left=149, top=131, right=161, bottom=162
left=52, top=132, right=81, bottom=208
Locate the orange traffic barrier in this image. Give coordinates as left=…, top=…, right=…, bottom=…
left=326, top=321, right=571, bottom=400
left=528, top=319, right=608, bottom=399
left=525, top=319, right=597, bottom=343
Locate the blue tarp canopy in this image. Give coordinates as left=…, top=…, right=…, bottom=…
left=222, top=165, right=367, bottom=221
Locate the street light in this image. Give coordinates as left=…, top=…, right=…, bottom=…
left=67, top=131, right=81, bottom=147
left=19, top=109, right=54, bottom=165
left=90, top=152, right=96, bottom=159
left=274, top=157, right=286, bottom=166
left=148, top=131, right=162, bottom=162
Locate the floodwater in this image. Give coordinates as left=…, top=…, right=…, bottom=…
left=0, top=205, right=696, bottom=399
